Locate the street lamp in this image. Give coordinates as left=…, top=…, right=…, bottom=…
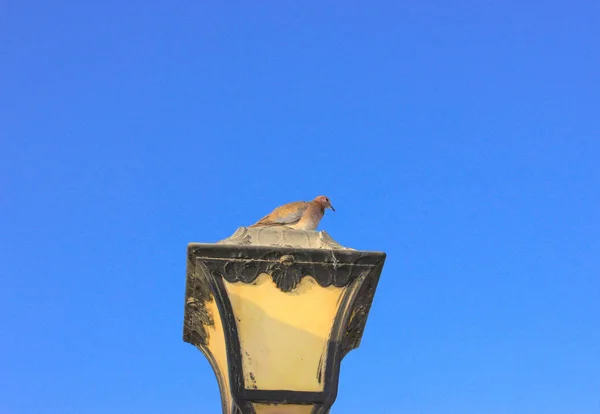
left=183, top=226, right=386, bottom=413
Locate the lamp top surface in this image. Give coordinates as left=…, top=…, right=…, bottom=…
left=187, top=227, right=385, bottom=270
left=214, top=227, right=354, bottom=250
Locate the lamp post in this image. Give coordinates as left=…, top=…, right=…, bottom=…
left=183, top=226, right=386, bottom=414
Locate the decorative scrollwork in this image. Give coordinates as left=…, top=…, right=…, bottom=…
left=191, top=247, right=381, bottom=293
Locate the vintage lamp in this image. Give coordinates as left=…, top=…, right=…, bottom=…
left=183, top=227, right=386, bottom=414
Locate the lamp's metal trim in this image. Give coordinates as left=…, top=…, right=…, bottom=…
left=188, top=243, right=385, bottom=293
left=239, top=389, right=325, bottom=404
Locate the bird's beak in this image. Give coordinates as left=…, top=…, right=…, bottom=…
left=329, top=204, right=335, bottom=212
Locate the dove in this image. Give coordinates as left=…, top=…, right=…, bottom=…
left=248, top=195, right=335, bottom=230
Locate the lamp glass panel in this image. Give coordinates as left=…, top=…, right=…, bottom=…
left=225, top=274, right=346, bottom=392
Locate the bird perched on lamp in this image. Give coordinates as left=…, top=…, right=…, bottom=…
left=249, top=195, right=335, bottom=231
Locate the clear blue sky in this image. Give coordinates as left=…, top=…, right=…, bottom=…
left=1, top=2, right=599, bottom=413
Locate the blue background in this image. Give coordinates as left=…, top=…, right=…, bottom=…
left=2, top=2, right=599, bottom=413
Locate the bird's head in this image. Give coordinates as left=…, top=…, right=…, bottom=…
left=314, top=195, right=335, bottom=212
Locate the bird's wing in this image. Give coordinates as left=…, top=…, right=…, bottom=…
left=251, top=201, right=308, bottom=226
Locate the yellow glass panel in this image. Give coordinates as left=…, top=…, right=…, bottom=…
left=201, top=298, right=233, bottom=412
left=225, top=274, right=346, bottom=392
left=252, top=403, right=314, bottom=413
